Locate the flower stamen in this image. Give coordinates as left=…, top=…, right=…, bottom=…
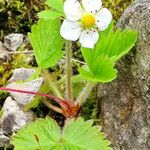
left=82, top=13, right=95, bottom=28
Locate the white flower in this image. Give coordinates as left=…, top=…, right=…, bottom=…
left=60, top=0, right=112, bottom=49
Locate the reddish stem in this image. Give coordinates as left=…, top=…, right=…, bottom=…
left=0, top=87, right=81, bottom=118
left=0, top=87, right=69, bottom=108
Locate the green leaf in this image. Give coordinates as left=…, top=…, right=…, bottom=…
left=79, top=55, right=117, bottom=83
left=80, top=47, right=117, bottom=82
left=80, top=24, right=138, bottom=83
left=12, top=117, right=112, bottom=150
left=62, top=118, right=111, bottom=150
left=83, top=25, right=138, bottom=62
left=72, top=74, right=86, bottom=83
left=12, top=117, right=61, bottom=150
left=29, top=19, right=64, bottom=69
left=38, top=9, right=64, bottom=20
left=46, top=0, right=64, bottom=13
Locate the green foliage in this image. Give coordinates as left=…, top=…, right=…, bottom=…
left=12, top=117, right=111, bottom=150
left=93, top=26, right=138, bottom=62
left=29, top=19, right=65, bottom=69
left=79, top=24, right=138, bottom=83
left=0, top=52, right=33, bottom=87
left=46, top=0, right=64, bottom=13
left=0, top=0, right=5, bottom=12
left=38, top=0, right=64, bottom=20
left=38, top=9, right=64, bottom=20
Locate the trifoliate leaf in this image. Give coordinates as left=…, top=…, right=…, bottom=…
left=12, top=117, right=112, bottom=150
left=80, top=25, right=138, bottom=83
left=46, top=0, right=64, bottom=13
left=29, top=19, right=64, bottom=68
left=12, top=118, right=61, bottom=150
left=38, top=9, right=64, bottom=20
left=82, top=25, right=138, bottom=62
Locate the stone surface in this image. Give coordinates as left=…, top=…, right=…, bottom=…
left=0, top=132, right=11, bottom=148
left=8, top=68, right=35, bottom=82
left=4, top=34, right=23, bottom=51
left=0, top=41, right=11, bottom=62
left=6, top=77, right=44, bottom=105
left=98, top=2, right=150, bottom=150
left=0, top=97, right=34, bottom=135
left=135, top=0, right=150, bottom=3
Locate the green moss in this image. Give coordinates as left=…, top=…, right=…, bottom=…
left=0, top=52, right=33, bottom=87
left=104, top=0, right=133, bottom=21
left=0, top=0, right=46, bottom=39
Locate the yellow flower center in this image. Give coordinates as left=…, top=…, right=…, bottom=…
left=82, top=13, right=95, bottom=28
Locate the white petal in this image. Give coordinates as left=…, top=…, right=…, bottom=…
left=82, top=0, right=102, bottom=14
left=96, top=8, right=112, bottom=31
left=79, top=29, right=99, bottom=49
left=64, top=0, right=83, bottom=21
left=60, top=19, right=82, bottom=41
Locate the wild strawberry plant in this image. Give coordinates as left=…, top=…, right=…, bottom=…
left=0, top=0, right=138, bottom=149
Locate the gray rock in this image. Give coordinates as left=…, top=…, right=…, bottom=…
left=6, top=78, right=43, bottom=105
left=9, top=68, right=35, bottom=82
left=135, top=0, right=150, bottom=3
left=0, top=41, right=11, bottom=62
left=98, top=2, right=150, bottom=150
left=0, top=97, right=34, bottom=135
left=0, top=132, right=11, bottom=148
left=4, top=34, right=24, bottom=51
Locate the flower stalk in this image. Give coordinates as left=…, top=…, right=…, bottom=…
left=0, top=87, right=80, bottom=118
left=65, top=41, right=73, bottom=101
left=0, top=87, right=65, bottom=113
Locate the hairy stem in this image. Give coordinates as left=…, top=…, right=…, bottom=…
left=65, top=41, right=73, bottom=100
left=42, top=69, right=63, bottom=99
left=76, top=82, right=96, bottom=105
